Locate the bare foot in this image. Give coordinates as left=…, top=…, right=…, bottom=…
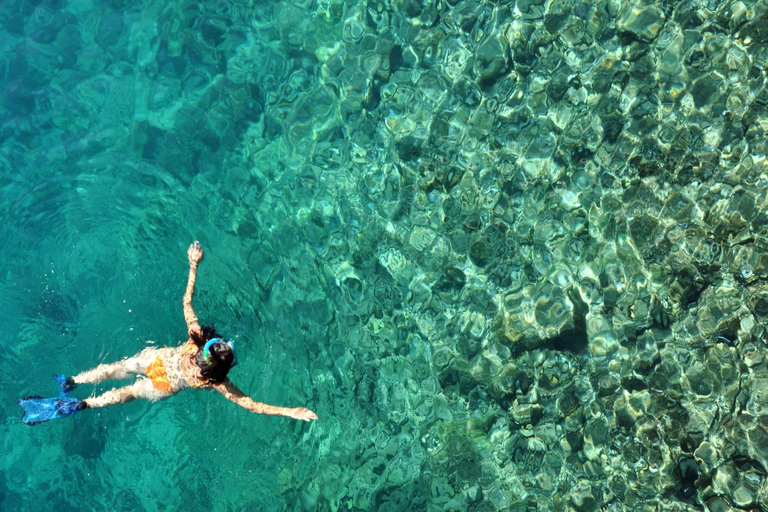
left=188, top=241, right=204, bottom=265
left=289, top=407, right=318, bottom=422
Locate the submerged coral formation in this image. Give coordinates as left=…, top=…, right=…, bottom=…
left=3, top=0, right=768, bottom=510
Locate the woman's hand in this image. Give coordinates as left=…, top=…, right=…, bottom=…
left=288, top=407, right=318, bottom=422
left=188, top=241, right=204, bottom=266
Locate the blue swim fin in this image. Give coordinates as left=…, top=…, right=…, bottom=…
left=19, top=396, right=87, bottom=425
left=55, top=374, right=76, bottom=396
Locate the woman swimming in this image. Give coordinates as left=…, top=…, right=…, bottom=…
left=19, top=241, right=318, bottom=425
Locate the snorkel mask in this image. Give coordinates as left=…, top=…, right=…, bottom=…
left=203, top=338, right=239, bottom=367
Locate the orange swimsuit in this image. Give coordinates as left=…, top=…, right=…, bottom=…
left=145, top=344, right=207, bottom=393
left=145, top=356, right=173, bottom=394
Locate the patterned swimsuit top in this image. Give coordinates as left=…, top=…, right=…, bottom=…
left=179, top=343, right=210, bottom=389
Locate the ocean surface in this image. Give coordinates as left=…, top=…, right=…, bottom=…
left=2, top=0, right=768, bottom=511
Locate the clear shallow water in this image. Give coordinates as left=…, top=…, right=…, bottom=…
left=3, top=0, right=768, bottom=511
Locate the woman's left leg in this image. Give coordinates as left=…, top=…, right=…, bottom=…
left=84, top=378, right=169, bottom=408
left=72, top=347, right=160, bottom=384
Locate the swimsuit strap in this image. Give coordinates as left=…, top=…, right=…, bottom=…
left=181, top=343, right=198, bottom=358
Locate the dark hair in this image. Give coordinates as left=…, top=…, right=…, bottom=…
left=191, top=324, right=221, bottom=348
left=191, top=324, right=234, bottom=384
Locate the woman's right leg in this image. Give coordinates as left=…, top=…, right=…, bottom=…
left=72, top=347, right=159, bottom=384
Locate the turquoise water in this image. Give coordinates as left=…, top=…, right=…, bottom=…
left=3, top=0, right=768, bottom=510
left=2, top=2, right=319, bottom=510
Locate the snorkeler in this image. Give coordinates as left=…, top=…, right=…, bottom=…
left=19, top=241, right=318, bottom=425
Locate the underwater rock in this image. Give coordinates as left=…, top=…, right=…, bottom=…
left=473, top=33, right=508, bottom=86
left=569, top=482, right=598, bottom=512
left=494, top=283, right=578, bottom=352
left=585, top=311, right=619, bottom=358
left=616, top=1, right=665, bottom=42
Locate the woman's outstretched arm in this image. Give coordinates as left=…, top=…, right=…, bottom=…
left=212, top=379, right=318, bottom=421
left=184, top=241, right=204, bottom=339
